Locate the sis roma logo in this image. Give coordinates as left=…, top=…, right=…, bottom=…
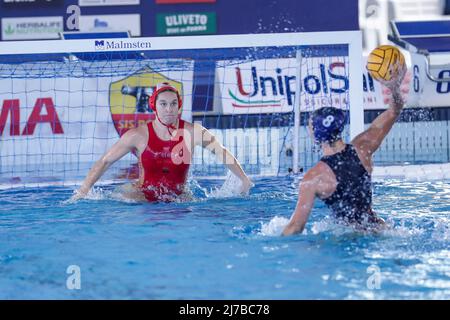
left=108, top=67, right=183, bottom=137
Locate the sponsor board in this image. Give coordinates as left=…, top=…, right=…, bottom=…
left=217, top=54, right=445, bottom=114
left=157, top=12, right=216, bottom=36
left=156, top=0, right=215, bottom=3
left=217, top=57, right=350, bottom=114
left=409, top=52, right=450, bottom=108
left=1, top=0, right=63, bottom=7
left=79, top=14, right=141, bottom=37
left=1, top=16, right=63, bottom=40
left=78, top=0, right=139, bottom=6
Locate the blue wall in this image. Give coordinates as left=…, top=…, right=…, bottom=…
left=0, top=0, right=359, bottom=38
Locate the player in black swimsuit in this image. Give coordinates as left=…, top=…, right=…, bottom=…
left=282, top=70, right=410, bottom=235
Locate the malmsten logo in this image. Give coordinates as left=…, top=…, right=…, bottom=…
left=95, top=40, right=151, bottom=51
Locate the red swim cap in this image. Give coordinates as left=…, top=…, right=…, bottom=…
left=149, top=82, right=182, bottom=112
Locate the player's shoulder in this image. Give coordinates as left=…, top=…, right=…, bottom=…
left=303, top=161, right=335, bottom=183
left=300, top=161, right=337, bottom=196
left=182, top=120, right=208, bottom=137
left=182, top=120, right=206, bottom=130
left=121, top=122, right=148, bottom=141
left=181, top=120, right=195, bottom=130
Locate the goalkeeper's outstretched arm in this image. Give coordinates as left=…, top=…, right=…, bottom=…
left=71, top=128, right=141, bottom=200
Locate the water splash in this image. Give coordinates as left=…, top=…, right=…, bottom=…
left=431, top=219, right=450, bottom=243
left=259, top=216, right=290, bottom=236
left=309, top=215, right=429, bottom=239
left=380, top=218, right=426, bottom=238
left=62, top=184, right=143, bottom=205
left=205, top=172, right=248, bottom=199
left=258, top=214, right=433, bottom=240
left=310, top=216, right=352, bottom=236
left=62, top=173, right=247, bottom=205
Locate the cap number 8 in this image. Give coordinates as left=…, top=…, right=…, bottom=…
left=322, top=115, right=335, bottom=128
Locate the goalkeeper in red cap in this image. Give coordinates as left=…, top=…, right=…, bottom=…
left=72, top=82, right=253, bottom=202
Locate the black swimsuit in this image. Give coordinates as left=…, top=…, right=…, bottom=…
left=320, top=144, right=377, bottom=224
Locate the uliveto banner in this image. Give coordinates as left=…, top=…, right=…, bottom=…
left=157, top=12, right=216, bottom=36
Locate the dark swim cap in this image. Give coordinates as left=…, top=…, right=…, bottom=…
left=311, top=107, right=347, bottom=143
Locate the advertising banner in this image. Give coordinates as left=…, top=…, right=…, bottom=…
left=79, top=14, right=141, bottom=37
left=217, top=57, right=350, bottom=114
left=1, top=16, right=63, bottom=40
left=217, top=54, right=440, bottom=114
left=156, top=0, right=215, bottom=4
left=409, top=52, right=450, bottom=108
left=78, top=0, right=139, bottom=6
left=156, top=12, right=216, bottom=36
left=1, top=0, right=63, bottom=7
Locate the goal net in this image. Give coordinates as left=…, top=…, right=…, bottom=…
left=0, top=32, right=363, bottom=188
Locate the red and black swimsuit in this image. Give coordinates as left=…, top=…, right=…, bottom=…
left=138, top=120, right=190, bottom=202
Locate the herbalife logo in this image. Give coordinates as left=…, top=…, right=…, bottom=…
left=94, top=40, right=151, bottom=51
left=1, top=16, right=62, bottom=40
left=4, top=24, right=14, bottom=35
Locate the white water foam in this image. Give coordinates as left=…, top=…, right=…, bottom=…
left=62, top=185, right=143, bottom=205
left=259, top=216, right=290, bottom=236
left=63, top=172, right=249, bottom=205
left=259, top=214, right=434, bottom=239
left=206, top=172, right=251, bottom=199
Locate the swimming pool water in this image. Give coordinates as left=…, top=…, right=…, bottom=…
left=0, top=176, right=449, bottom=299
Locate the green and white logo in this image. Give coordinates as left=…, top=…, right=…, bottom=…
left=4, top=24, right=14, bottom=36
left=156, top=12, right=216, bottom=36
left=1, top=16, right=63, bottom=40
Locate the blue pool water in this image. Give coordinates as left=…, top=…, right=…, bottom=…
left=0, top=176, right=449, bottom=299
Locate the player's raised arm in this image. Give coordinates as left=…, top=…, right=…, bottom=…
left=353, top=46, right=410, bottom=156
